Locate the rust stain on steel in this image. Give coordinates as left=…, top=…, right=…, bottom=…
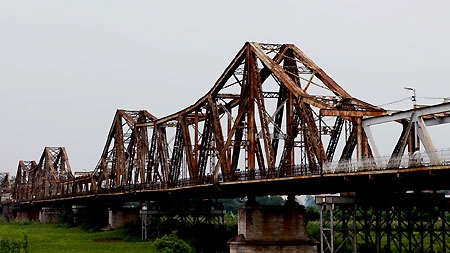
left=320, top=109, right=386, bottom=117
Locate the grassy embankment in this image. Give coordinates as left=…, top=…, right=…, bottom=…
left=0, top=213, right=238, bottom=253
left=0, top=220, right=157, bottom=253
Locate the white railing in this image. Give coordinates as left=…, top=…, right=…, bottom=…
left=323, top=148, right=450, bottom=174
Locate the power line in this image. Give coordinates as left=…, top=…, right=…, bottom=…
left=419, top=96, right=450, bottom=100
left=377, top=97, right=411, bottom=107
left=377, top=96, right=450, bottom=108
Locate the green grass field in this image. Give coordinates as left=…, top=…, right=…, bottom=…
left=0, top=221, right=158, bottom=253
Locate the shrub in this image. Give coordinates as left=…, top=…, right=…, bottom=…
left=178, top=223, right=236, bottom=253
left=306, top=205, right=320, bottom=221
left=154, top=231, right=192, bottom=253
left=307, top=221, right=320, bottom=240
left=0, top=234, right=28, bottom=253
left=117, top=221, right=141, bottom=241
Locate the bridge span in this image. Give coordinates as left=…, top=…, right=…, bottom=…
left=3, top=42, right=450, bottom=252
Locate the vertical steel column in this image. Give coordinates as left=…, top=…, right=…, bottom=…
left=316, top=195, right=357, bottom=253
left=330, top=203, right=334, bottom=253
left=355, top=117, right=363, bottom=169
left=320, top=204, right=324, bottom=252
left=246, top=46, right=256, bottom=171
left=140, top=203, right=150, bottom=240
left=352, top=204, right=357, bottom=253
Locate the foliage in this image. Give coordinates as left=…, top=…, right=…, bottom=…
left=150, top=220, right=237, bottom=253
left=154, top=231, right=192, bottom=253
left=219, top=195, right=285, bottom=215
left=0, top=235, right=27, bottom=253
left=117, top=221, right=142, bottom=242
left=305, top=205, right=320, bottom=221
left=224, top=211, right=238, bottom=225
left=58, top=207, right=75, bottom=228
left=218, top=198, right=245, bottom=214
left=256, top=195, right=285, bottom=206
left=307, top=220, right=320, bottom=240
left=9, top=176, right=15, bottom=189
left=2, top=219, right=35, bottom=226
left=79, top=207, right=109, bottom=232
left=180, top=223, right=236, bottom=253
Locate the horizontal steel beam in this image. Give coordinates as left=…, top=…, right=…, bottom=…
left=320, top=109, right=385, bottom=117
left=363, top=102, right=450, bottom=126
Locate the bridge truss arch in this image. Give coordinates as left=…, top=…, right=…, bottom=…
left=140, top=42, right=384, bottom=186
left=13, top=42, right=389, bottom=200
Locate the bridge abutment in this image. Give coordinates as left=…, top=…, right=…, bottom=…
left=228, top=203, right=318, bottom=253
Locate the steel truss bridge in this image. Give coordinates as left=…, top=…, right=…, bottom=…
left=4, top=42, right=450, bottom=252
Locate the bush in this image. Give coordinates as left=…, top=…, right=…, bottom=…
left=0, top=234, right=28, bottom=253
left=58, top=208, right=76, bottom=228
left=154, top=231, right=192, bottom=253
left=256, top=195, right=285, bottom=206
left=117, top=221, right=141, bottom=241
left=306, top=206, right=320, bottom=221
left=178, top=223, right=236, bottom=253
left=224, top=211, right=238, bottom=225
left=307, top=221, right=320, bottom=240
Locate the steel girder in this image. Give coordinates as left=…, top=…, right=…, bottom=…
left=317, top=193, right=450, bottom=253
left=363, top=102, right=450, bottom=169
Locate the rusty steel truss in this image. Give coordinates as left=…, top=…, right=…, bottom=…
left=13, top=42, right=390, bottom=201
left=14, top=147, right=73, bottom=201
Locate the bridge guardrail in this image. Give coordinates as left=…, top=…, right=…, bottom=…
left=323, top=148, right=450, bottom=174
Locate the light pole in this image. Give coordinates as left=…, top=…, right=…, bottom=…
left=140, top=203, right=149, bottom=240
left=404, top=86, right=417, bottom=107
left=404, top=87, right=419, bottom=150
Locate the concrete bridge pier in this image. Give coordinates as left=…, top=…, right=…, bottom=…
left=15, top=209, right=39, bottom=221
left=228, top=198, right=319, bottom=253
left=14, top=205, right=60, bottom=223
left=65, top=202, right=140, bottom=229
left=1, top=205, right=14, bottom=221
left=106, top=203, right=140, bottom=230
left=39, top=207, right=61, bottom=223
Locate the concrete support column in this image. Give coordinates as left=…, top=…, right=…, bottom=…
left=39, top=207, right=61, bottom=223
left=107, top=206, right=140, bottom=229
left=228, top=204, right=318, bottom=252
left=16, top=210, right=39, bottom=221
left=2, top=205, right=14, bottom=222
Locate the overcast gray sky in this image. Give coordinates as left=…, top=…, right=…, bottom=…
left=1, top=1, right=450, bottom=175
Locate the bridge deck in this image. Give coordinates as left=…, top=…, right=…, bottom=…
left=16, top=162, right=450, bottom=206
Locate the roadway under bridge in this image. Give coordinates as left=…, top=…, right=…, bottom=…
left=3, top=42, right=450, bottom=252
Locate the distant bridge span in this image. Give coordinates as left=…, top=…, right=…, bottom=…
left=8, top=42, right=450, bottom=206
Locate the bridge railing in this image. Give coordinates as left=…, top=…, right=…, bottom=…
left=12, top=149, right=450, bottom=203
left=323, top=148, right=450, bottom=174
